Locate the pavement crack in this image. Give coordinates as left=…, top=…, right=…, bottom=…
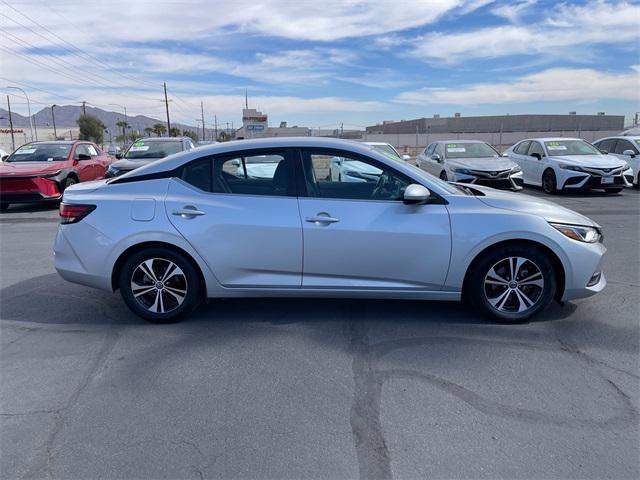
left=348, top=320, right=393, bottom=480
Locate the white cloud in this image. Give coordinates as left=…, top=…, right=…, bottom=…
left=6, top=0, right=484, bottom=44
left=491, top=0, right=537, bottom=22
left=395, top=67, right=640, bottom=105
left=411, top=0, right=640, bottom=62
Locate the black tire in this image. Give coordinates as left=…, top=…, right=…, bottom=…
left=466, top=244, right=557, bottom=323
left=604, top=188, right=623, bottom=194
left=440, top=170, right=448, bottom=181
left=0, top=203, right=9, bottom=212
left=119, top=247, right=202, bottom=323
left=542, top=169, right=557, bottom=194
left=61, top=177, right=77, bottom=193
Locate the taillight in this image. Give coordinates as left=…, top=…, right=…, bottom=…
left=59, top=203, right=96, bottom=224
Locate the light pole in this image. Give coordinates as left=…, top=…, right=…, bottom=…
left=7, top=86, right=35, bottom=141
left=51, top=104, right=57, bottom=139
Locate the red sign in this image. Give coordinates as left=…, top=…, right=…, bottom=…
left=0, top=128, right=24, bottom=134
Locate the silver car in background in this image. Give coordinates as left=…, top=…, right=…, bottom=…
left=54, top=137, right=605, bottom=324
left=417, top=140, right=523, bottom=190
left=593, top=136, right=639, bottom=187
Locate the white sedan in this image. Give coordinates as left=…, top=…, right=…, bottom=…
left=504, top=137, right=633, bottom=194
left=592, top=136, right=639, bottom=187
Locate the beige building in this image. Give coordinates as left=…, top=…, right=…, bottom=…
left=0, top=127, right=80, bottom=153
left=235, top=108, right=309, bottom=139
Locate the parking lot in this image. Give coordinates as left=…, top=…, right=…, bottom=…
left=1, top=188, right=638, bottom=479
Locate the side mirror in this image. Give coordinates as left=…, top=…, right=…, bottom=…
left=230, top=158, right=241, bottom=167
left=115, top=153, right=123, bottom=159
left=622, top=149, right=636, bottom=158
left=431, top=154, right=441, bottom=163
left=502, top=152, right=509, bottom=157
left=1, top=155, right=8, bottom=162
left=599, top=149, right=608, bottom=154
left=531, top=153, right=542, bottom=160
left=403, top=184, right=431, bottom=205
left=401, top=154, right=411, bottom=161
left=76, top=153, right=92, bottom=161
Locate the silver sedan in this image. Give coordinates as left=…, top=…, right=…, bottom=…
left=54, top=137, right=606, bottom=323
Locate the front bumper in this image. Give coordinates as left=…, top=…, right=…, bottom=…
left=561, top=168, right=634, bottom=190
left=0, top=176, right=62, bottom=203
left=453, top=170, right=523, bottom=191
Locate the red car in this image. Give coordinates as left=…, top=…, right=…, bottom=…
left=0, top=141, right=112, bottom=211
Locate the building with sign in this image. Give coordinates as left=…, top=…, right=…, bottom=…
left=235, top=108, right=309, bottom=139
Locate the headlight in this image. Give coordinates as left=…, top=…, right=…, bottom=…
left=511, top=166, right=522, bottom=173
left=453, top=168, right=473, bottom=175
left=550, top=223, right=601, bottom=243
left=559, top=164, right=585, bottom=171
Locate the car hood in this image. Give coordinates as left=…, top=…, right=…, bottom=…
left=468, top=184, right=599, bottom=227
left=110, top=158, right=160, bottom=170
left=447, top=157, right=516, bottom=171
left=549, top=154, right=625, bottom=168
left=0, top=161, right=68, bottom=176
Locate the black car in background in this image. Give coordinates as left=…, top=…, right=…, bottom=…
left=106, top=137, right=196, bottom=178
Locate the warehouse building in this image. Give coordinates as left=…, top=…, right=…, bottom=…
left=364, top=113, right=626, bottom=155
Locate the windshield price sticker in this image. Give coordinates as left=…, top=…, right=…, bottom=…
left=129, top=146, right=150, bottom=152
left=547, top=145, right=567, bottom=150
left=447, top=144, right=466, bottom=153
left=15, top=147, right=37, bottom=154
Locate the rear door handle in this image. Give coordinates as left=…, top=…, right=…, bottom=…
left=305, top=213, right=339, bottom=224
left=172, top=206, right=206, bottom=218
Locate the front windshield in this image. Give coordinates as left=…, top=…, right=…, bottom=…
left=444, top=142, right=498, bottom=159
left=124, top=140, right=182, bottom=159
left=371, top=144, right=400, bottom=159
left=544, top=140, right=600, bottom=156
left=633, top=138, right=640, bottom=149
left=6, top=143, right=71, bottom=162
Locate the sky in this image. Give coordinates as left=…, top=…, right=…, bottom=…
left=1, top=0, right=639, bottom=130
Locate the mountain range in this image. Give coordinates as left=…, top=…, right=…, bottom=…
left=0, top=105, right=219, bottom=141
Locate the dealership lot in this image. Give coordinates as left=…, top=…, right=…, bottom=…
left=1, top=188, right=638, bottom=479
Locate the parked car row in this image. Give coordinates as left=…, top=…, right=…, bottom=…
left=416, top=137, right=637, bottom=193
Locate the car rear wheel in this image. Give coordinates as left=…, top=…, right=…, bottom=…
left=440, top=171, right=448, bottom=181
left=119, top=247, right=202, bottom=323
left=466, top=244, right=556, bottom=323
left=542, top=169, right=557, bottom=194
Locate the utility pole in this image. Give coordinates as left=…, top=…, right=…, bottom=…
left=214, top=115, right=218, bottom=141
left=6, top=96, right=15, bottom=150
left=245, top=89, right=248, bottom=109
left=51, top=104, right=57, bottom=139
left=163, top=82, right=171, bottom=136
left=7, top=86, right=34, bottom=141
left=81, top=101, right=86, bottom=115
left=200, top=101, right=205, bottom=141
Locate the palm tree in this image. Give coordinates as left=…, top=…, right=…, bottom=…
left=152, top=123, right=166, bottom=137
left=115, top=120, right=129, bottom=146
left=143, top=127, right=153, bottom=137
left=169, top=126, right=181, bottom=137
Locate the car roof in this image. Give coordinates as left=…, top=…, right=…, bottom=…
left=364, top=142, right=392, bottom=146
left=594, top=136, right=640, bottom=141
left=133, top=137, right=185, bottom=142
left=435, top=139, right=487, bottom=144
left=520, top=137, right=583, bottom=142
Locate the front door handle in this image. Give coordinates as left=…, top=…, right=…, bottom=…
left=305, top=213, right=340, bottom=224
left=172, top=205, right=206, bottom=218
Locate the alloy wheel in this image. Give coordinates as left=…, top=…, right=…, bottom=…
left=484, top=256, right=544, bottom=313
left=130, top=258, right=188, bottom=314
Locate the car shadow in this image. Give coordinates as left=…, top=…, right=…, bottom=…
left=0, top=202, right=59, bottom=214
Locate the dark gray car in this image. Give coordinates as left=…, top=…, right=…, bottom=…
left=106, top=137, right=195, bottom=178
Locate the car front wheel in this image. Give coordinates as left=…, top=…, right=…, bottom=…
left=542, top=169, right=557, bottom=194
left=119, top=247, right=202, bottom=323
left=466, top=244, right=556, bottom=323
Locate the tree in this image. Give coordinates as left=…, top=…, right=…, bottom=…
left=144, top=127, right=153, bottom=137
left=182, top=130, right=198, bottom=142
left=169, top=126, right=181, bottom=137
left=152, top=123, right=166, bottom=137
left=115, top=120, right=129, bottom=145
left=77, top=114, right=105, bottom=144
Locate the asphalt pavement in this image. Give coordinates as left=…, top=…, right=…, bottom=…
left=1, top=188, right=638, bottom=479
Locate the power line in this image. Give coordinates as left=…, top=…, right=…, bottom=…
left=1, top=0, right=160, bottom=90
